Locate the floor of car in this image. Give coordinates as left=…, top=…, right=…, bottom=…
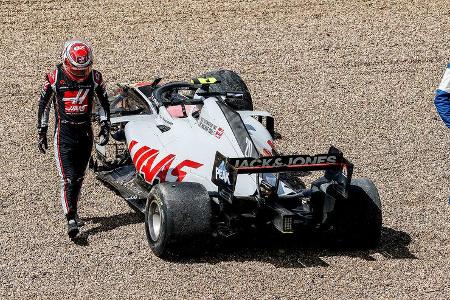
left=96, top=164, right=148, bottom=213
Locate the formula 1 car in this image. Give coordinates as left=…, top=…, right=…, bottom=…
left=90, top=70, right=382, bottom=257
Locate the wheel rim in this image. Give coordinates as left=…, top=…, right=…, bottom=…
left=148, top=200, right=162, bottom=241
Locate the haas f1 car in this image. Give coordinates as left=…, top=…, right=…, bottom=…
left=90, top=70, right=382, bottom=257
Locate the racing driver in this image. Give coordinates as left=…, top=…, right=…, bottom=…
left=435, top=63, right=450, bottom=128
left=37, top=40, right=110, bottom=239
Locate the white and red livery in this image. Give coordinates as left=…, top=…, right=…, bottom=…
left=91, top=70, right=382, bottom=257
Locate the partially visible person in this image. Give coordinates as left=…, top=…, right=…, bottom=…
left=37, top=40, right=111, bottom=239
left=435, top=63, right=450, bottom=128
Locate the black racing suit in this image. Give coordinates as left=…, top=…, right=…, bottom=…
left=37, top=64, right=110, bottom=220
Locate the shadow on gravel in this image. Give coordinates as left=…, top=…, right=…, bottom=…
left=70, top=212, right=416, bottom=268
left=72, top=212, right=144, bottom=246
left=167, top=227, right=416, bottom=268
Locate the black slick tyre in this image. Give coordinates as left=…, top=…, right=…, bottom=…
left=144, top=182, right=212, bottom=257
left=202, top=69, right=253, bottom=110
left=335, top=178, right=382, bottom=248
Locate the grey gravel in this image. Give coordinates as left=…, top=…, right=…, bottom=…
left=1, top=0, right=450, bottom=299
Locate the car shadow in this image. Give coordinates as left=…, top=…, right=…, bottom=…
left=71, top=212, right=416, bottom=268
left=166, top=227, right=416, bottom=268
left=72, top=212, right=144, bottom=246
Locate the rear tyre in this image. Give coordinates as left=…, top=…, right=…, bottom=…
left=202, top=69, right=253, bottom=110
left=335, top=178, right=382, bottom=248
left=145, top=182, right=212, bottom=257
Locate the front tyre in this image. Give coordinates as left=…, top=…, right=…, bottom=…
left=145, top=182, right=212, bottom=257
left=201, top=69, right=253, bottom=110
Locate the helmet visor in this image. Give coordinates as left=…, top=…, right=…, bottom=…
left=66, top=64, right=92, bottom=78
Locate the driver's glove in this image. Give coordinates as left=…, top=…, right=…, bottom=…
left=98, top=120, right=110, bottom=146
left=38, top=126, right=48, bottom=154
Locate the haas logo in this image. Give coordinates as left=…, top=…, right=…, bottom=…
left=63, top=89, right=89, bottom=114
left=129, top=140, right=203, bottom=184
left=73, top=45, right=86, bottom=51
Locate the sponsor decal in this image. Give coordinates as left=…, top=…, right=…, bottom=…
left=191, top=77, right=218, bottom=85
left=211, top=152, right=236, bottom=202
left=73, top=45, right=86, bottom=51
left=342, top=164, right=348, bottom=177
left=232, top=155, right=338, bottom=169
left=63, top=89, right=90, bottom=114
left=244, top=137, right=253, bottom=157
left=161, top=116, right=173, bottom=126
left=215, top=161, right=231, bottom=185
left=214, top=127, right=224, bottom=139
left=129, top=140, right=203, bottom=184
left=199, top=117, right=224, bottom=139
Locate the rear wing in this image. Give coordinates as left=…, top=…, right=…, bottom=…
left=212, top=146, right=354, bottom=201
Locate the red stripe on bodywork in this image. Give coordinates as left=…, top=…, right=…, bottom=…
left=156, top=157, right=175, bottom=183
left=134, top=82, right=152, bottom=87
left=171, top=160, right=203, bottom=182
left=128, top=140, right=138, bottom=152
left=142, top=154, right=175, bottom=183
left=132, top=146, right=150, bottom=165
left=135, top=149, right=158, bottom=172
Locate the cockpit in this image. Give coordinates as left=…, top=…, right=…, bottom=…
left=108, top=78, right=245, bottom=121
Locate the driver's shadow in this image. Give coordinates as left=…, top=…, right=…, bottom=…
left=72, top=212, right=143, bottom=246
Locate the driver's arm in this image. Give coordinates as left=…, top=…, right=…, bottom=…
left=37, top=73, right=54, bottom=130
left=93, top=70, right=110, bottom=123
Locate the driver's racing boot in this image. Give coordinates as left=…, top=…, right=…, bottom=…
left=74, top=213, right=85, bottom=227
left=67, top=219, right=79, bottom=239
